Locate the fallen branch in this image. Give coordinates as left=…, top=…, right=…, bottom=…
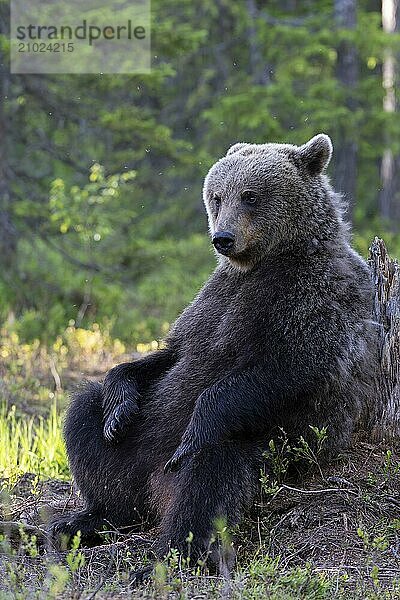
left=0, top=520, right=47, bottom=538
left=278, top=484, right=358, bottom=496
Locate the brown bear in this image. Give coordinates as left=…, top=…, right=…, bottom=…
left=50, top=134, right=376, bottom=572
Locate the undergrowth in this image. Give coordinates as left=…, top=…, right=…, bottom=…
left=0, top=402, right=68, bottom=484
left=1, top=329, right=400, bottom=598
left=0, top=323, right=129, bottom=485
left=0, top=324, right=127, bottom=413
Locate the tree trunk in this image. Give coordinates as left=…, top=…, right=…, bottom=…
left=378, top=0, right=400, bottom=229
left=246, top=0, right=271, bottom=86
left=333, top=0, right=358, bottom=221
left=368, top=237, right=400, bottom=439
left=0, top=5, right=16, bottom=271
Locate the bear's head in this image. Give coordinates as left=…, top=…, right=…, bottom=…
left=203, top=134, right=344, bottom=270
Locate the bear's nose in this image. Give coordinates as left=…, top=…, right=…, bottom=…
left=212, top=231, right=235, bottom=255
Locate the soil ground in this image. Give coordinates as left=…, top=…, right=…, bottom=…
left=1, top=438, right=400, bottom=598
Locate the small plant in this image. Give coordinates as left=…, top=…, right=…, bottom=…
left=382, top=449, right=400, bottom=479
left=370, top=564, right=380, bottom=587
left=260, top=426, right=329, bottom=497
left=292, top=425, right=328, bottom=477
left=18, top=525, right=38, bottom=558
left=357, top=526, right=389, bottom=552
left=244, top=555, right=332, bottom=598
left=213, top=516, right=235, bottom=578
left=372, top=536, right=389, bottom=551
left=153, top=547, right=187, bottom=596
left=46, top=564, right=70, bottom=598
left=389, top=518, right=400, bottom=531
left=267, top=434, right=291, bottom=480
left=66, top=532, right=86, bottom=573
left=152, top=561, right=169, bottom=594
left=185, top=530, right=193, bottom=568
left=357, top=525, right=371, bottom=549
left=260, top=430, right=292, bottom=497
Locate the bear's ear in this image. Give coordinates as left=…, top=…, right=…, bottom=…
left=226, top=142, right=249, bottom=156
left=298, top=134, right=333, bottom=175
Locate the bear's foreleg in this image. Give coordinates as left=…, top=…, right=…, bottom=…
left=164, top=348, right=343, bottom=473
left=164, top=368, right=269, bottom=472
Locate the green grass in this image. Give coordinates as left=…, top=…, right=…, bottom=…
left=0, top=328, right=400, bottom=598
left=0, top=402, right=69, bottom=484
left=1, top=405, right=400, bottom=598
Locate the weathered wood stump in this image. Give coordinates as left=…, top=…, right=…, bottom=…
left=368, top=237, right=400, bottom=440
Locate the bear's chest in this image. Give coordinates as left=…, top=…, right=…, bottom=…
left=147, top=281, right=284, bottom=430
left=181, top=278, right=280, bottom=365
left=212, top=288, right=277, bottom=361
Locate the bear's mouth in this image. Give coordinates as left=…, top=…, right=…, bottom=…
left=215, top=246, right=235, bottom=257
left=226, top=245, right=260, bottom=270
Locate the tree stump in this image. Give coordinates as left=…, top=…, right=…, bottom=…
left=368, top=237, right=400, bottom=439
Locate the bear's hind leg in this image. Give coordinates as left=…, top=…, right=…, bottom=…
left=48, top=382, right=110, bottom=546
left=49, top=382, right=149, bottom=546
left=156, top=442, right=260, bottom=573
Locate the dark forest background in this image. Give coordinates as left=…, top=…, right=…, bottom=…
left=1, top=0, right=399, bottom=345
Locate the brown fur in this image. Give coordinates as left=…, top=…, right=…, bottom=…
left=50, top=135, right=377, bottom=573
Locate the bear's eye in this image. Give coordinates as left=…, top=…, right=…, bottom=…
left=213, top=193, right=222, bottom=212
left=241, top=190, right=258, bottom=205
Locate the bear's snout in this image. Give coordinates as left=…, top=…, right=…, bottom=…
left=212, top=231, right=235, bottom=255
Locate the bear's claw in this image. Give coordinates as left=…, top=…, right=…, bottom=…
left=103, top=398, right=140, bottom=443
left=164, top=443, right=197, bottom=473
left=47, top=511, right=104, bottom=550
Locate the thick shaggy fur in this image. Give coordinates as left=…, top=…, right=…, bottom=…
left=51, top=135, right=376, bottom=566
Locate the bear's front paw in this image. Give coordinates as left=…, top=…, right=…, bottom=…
left=164, top=442, right=198, bottom=473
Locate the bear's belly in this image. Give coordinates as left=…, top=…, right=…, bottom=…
left=140, top=326, right=268, bottom=453
left=138, top=282, right=277, bottom=453
left=149, top=351, right=236, bottom=416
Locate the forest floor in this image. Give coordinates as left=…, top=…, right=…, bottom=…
left=1, top=336, right=400, bottom=598
left=2, top=436, right=400, bottom=598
